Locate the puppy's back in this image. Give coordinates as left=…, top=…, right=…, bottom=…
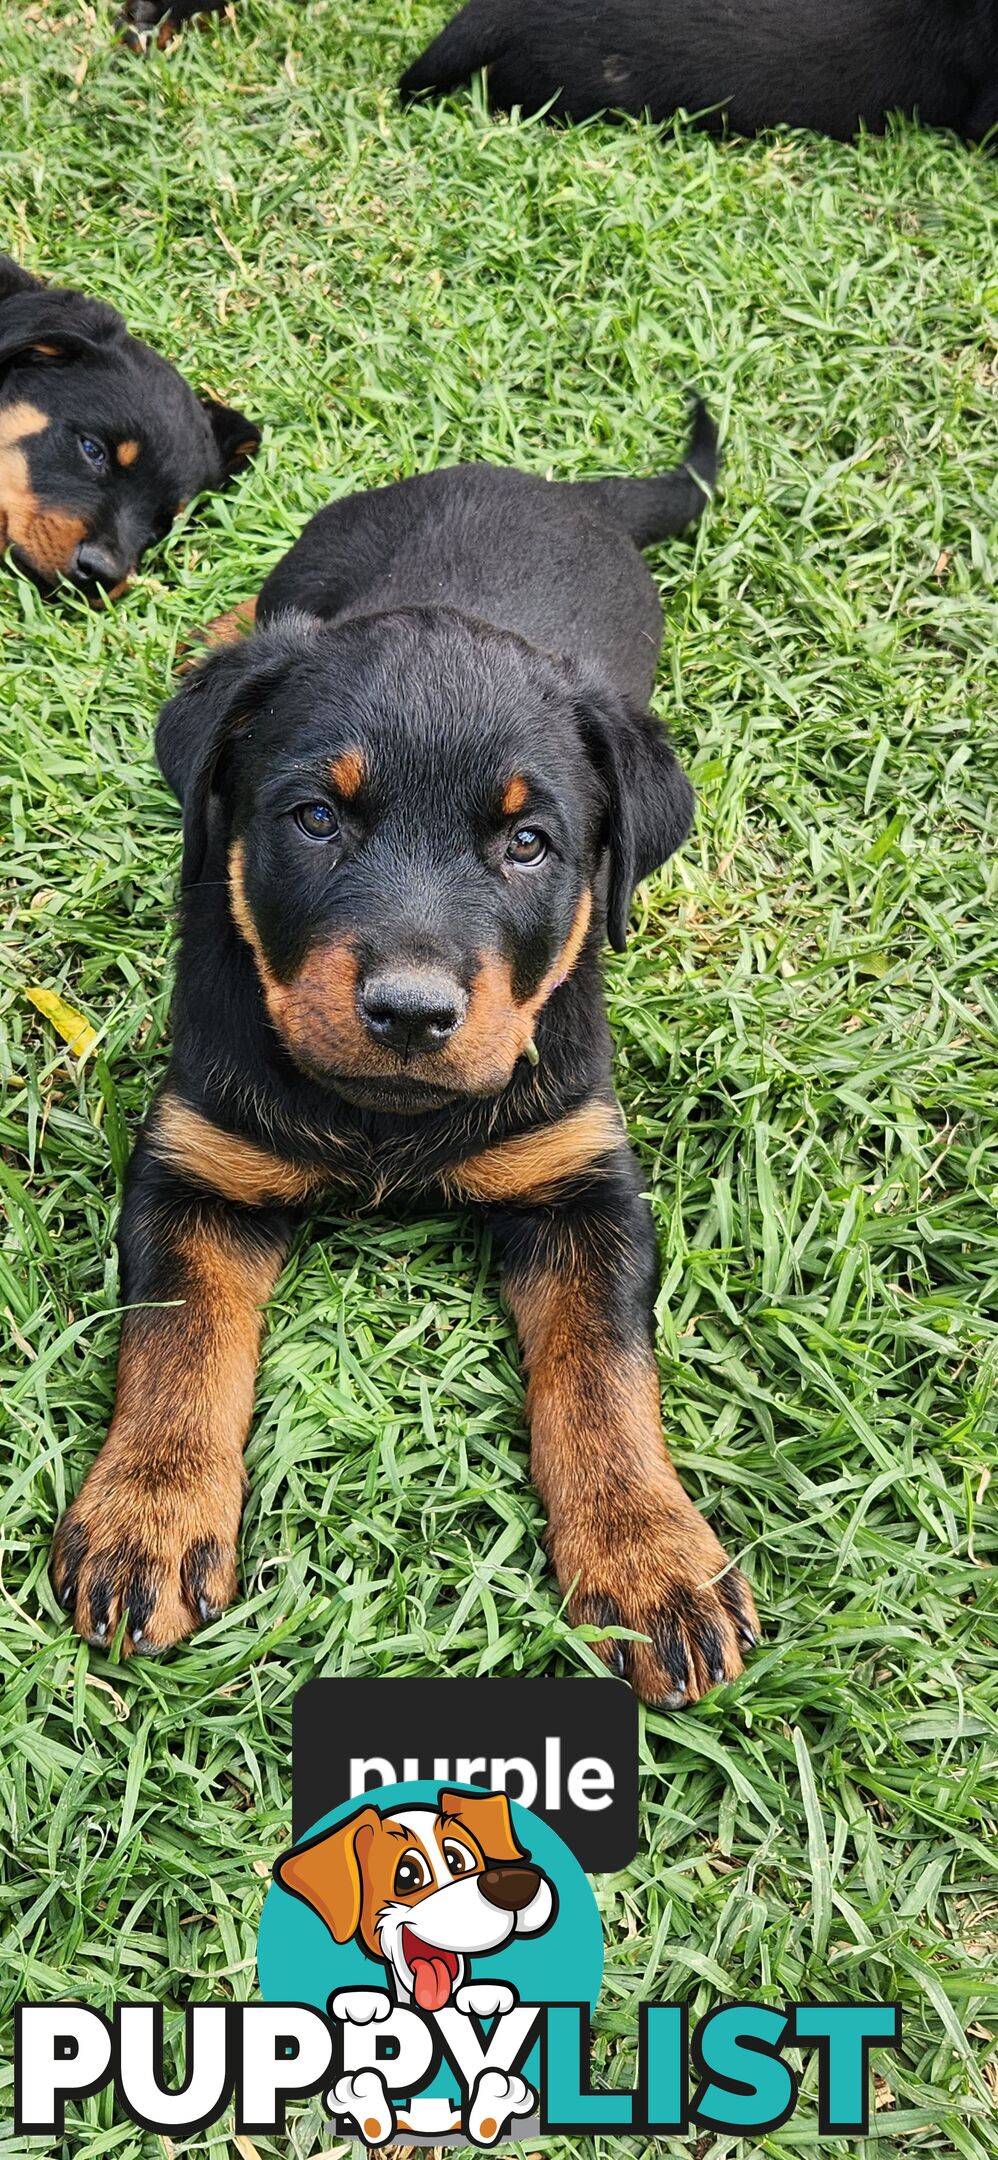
left=258, top=424, right=713, bottom=707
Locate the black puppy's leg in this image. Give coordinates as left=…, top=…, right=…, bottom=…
left=484, top=1136, right=759, bottom=1706
left=51, top=1125, right=291, bottom=1652
left=400, top=0, right=501, bottom=101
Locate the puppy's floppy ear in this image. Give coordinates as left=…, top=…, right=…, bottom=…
left=273, top=1805, right=382, bottom=1944
left=577, top=682, right=694, bottom=952
left=200, top=393, right=262, bottom=475
left=0, top=280, right=123, bottom=372
left=440, top=1789, right=525, bottom=1865
left=0, top=256, right=45, bottom=302
left=155, top=611, right=318, bottom=885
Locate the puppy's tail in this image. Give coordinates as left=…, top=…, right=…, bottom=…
left=577, top=399, right=720, bottom=547
left=400, top=1, right=498, bottom=101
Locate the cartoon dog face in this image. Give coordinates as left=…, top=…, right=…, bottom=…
left=274, top=1789, right=556, bottom=2009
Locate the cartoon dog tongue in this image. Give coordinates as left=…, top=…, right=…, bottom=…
left=404, top=1933, right=458, bottom=2011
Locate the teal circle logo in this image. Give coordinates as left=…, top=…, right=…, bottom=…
left=258, top=1781, right=603, bottom=2140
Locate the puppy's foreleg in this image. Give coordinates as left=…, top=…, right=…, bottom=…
left=51, top=1132, right=290, bottom=1652
left=490, top=1143, right=759, bottom=1706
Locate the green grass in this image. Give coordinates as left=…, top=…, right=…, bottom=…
left=1, top=2, right=997, bottom=2154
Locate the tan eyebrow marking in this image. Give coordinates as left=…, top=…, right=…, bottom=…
left=329, top=749, right=365, bottom=799
left=502, top=773, right=529, bottom=816
left=116, top=439, right=140, bottom=467
left=0, top=403, right=49, bottom=447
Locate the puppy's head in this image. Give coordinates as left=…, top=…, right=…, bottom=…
left=157, top=606, right=693, bottom=1112
left=0, top=256, right=259, bottom=599
left=274, top=1790, right=555, bottom=2007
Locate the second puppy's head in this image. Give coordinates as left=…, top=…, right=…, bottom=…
left=0, top=256, right=259, bottom=599
left=157, top=607, right=693, bottom=1112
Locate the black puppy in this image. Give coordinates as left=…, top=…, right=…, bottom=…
left=116, top=0, right=227, bottom=50
left=0, top=257, right=259, bottom=600
left=402, top=0, right=998, bottom=142
left=51, top=403, right=761, bottom=1706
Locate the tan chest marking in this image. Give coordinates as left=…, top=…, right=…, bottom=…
left=152, top=1094, right=324, bottom=1207
left=442, top=1096, right=625, bottom=1205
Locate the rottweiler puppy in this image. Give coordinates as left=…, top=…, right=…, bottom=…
left=401, top=0, right=998, bottom=142
left=0, top=257, right=259, bottom=600
left=116, top=0, right=227, bottom=51
left=51, top=402, right=761, bottom=1706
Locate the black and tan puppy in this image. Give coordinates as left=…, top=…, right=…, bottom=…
left=116, top=0, right=227, bottom=51
left=402, top=0, right=998, bottom=143
left=51, top=403, right=760, bottom=1706
left=0, top=257, right=258, bottom=600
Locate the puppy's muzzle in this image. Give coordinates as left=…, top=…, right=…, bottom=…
left=357, top=966, right=468, bottom=1059
left=479, top=1863, right=542, bottom=1912
left=72, top=539, right=131, bottom=593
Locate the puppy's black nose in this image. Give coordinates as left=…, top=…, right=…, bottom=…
left=358, top=969, right=468, bottom=1057
left=72, top=540, right=125, bottom=590
left=480, top=1865, right=542, bottom=1912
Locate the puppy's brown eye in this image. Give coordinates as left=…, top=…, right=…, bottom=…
left=394, top=1850, right=431, bottom=1896
left=443, top=1839, right=475, bottom=1877
left=507, top=827, right=548, bottom=866
left=294, top=803, right=340, bottom=841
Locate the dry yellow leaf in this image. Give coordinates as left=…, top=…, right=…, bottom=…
left=25, top=987, right=96, bottom=1059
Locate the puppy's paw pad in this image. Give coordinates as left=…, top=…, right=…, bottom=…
left=468, top=2069, right=535, bottom=2144
left=328, top=2070, right=394, bottom=2144
left=454, top=1981, right=517, bottom=2019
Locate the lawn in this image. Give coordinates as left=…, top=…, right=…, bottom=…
left=1, top=3, right=997, bottom=2156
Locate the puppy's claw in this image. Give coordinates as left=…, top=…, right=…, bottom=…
left=563, top=1506, right=760, bottom=1707
left=51, top=1486, right=240, bottom=1656
left=651, top=1687, right=687, bottom=1711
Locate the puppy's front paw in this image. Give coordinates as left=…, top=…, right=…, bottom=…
left=329, top=1988, right=392, bottom=2025
left=328, top=2070, right=395, bottom=2146
left=562, top=1494, right=759, bottom=1707
left=454, top=1981, right=517, bottom=2019
left=468, top=2069, right=535, bottom=2145
left=51, top=1442, right=241, bottom=1653
left=176, top=599, right=257, bottom=672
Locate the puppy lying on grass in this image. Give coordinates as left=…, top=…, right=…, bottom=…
left=401, top=0, right=998, bottom=142
left=52, top=401, right=761, bottom=1706
left=0, top=256, right=258, bottom=600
